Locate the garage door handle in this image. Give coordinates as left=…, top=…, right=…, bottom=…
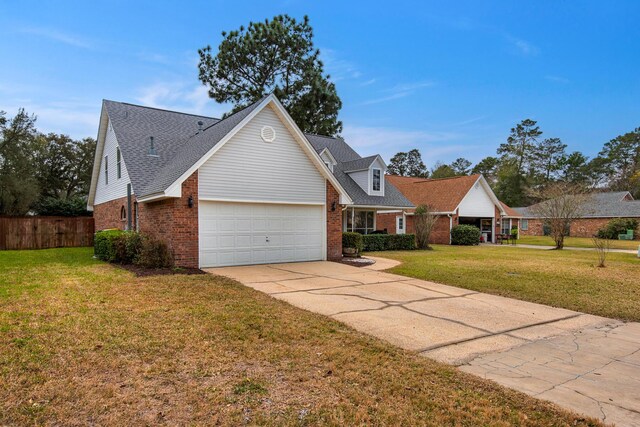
left=266, top=236, right=270, bottom=242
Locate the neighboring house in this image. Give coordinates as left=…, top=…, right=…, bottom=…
left=87, top=94, right=413, bottom=268
left=515, top=191, right=640, bottom=239
left=377, top=174, right=521, bottom=244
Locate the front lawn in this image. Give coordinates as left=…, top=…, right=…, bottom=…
left=0, top=248, right=600, bottom=426
left=518, top=234, right=639, bottom=250
left=370, top=245, right=640, bottom=322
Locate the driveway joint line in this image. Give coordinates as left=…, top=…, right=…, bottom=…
left=418, top=313, right=584, bottom=353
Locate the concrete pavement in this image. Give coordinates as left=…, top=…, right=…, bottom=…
left=207, top=259, right=640, bottom=426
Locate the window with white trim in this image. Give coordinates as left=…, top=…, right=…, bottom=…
left=116, top=147, right=122, bottom=179
left=372, top=168, right=381, bottom=191
left=346, top=210, right=375, bottom=234
left=104, top=156, right=108, bottom=185
left=521, top=219, right=528, bottom=230
left=501, top=218, right=511, bottom=235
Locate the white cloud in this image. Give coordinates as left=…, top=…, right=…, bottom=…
left=360, top=80, right=436, bottom=106
left=360, top=78, right=377, bottom=87
left=545, top=75, right=570, bottom=84
left=359, top=92, right=411, bottom=106
left=503, top=33, right=539, bottom=56
left=135, top=81, right=230, bottom=118
left=1, top=99, right=100, bottom=139
left=321, top=48, right=363, bottom=81
left=342, top=124, right=463, bottom=164
left=19, top=26, right=91, bottom=48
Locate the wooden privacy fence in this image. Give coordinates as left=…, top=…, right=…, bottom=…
left=0, top=216, right=95, bottom=250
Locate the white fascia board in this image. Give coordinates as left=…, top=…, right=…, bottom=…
left=346, top=204, right=415, bottom=210
left=319, top=147, right=337, bottom=165
left=86, top=104, right=109, bottom=211
left=454, top=175, right=506, bottom=216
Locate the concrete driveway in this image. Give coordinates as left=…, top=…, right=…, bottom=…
left=207, top=259, right=640, bottom=426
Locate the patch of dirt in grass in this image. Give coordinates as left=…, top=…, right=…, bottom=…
left=117, top=264, right=206, bottom=277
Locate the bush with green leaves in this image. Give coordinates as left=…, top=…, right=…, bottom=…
left=362, top=234, right=415, bottom=251
left=94, top=229, right=125, bottom=262
left=451, top=225, right=481, bottom=245
left=342, top=232, right=363, bottom=253
left=136, top=236, right=174, bottom=268
left=596, top=218, right=638, bottom=240
left=94, top=230, right=173, bottom=268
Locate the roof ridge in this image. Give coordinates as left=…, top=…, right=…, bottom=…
left=414, top=174, right=480, bottom=183
left=304, top=133, right=343, bottom=141
left=103, top=99, right=220, bottom=120
left=195, top=95, right=269, bottom=136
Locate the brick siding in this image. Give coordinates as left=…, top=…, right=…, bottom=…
left=93, top=195, right=131, bottom=231
left=377, top=212, right=453, bottom=244
left=521, top=217, right=640, bottom=239
left=326, top=182, right=342, bottom=260
left=138, top=172, right=199, bottom=268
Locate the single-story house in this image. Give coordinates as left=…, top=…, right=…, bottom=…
left=515, top=191, right=640, bottom=239
left=87, top=94, right=413, bottom=268
left=377, top=174, right=521, bottom=244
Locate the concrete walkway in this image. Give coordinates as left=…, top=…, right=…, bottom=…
left=207, top=260, right=640, bottom=426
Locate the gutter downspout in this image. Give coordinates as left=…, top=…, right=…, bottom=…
left=126, top=184, right=132, bottom=231
left=448, top=214, right=453, bottom=245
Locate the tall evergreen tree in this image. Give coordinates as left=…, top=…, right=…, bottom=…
left=533, top=137, right=567, bottom=183
left=595, top=127, right=640, bottom=197
left=498, top=119, right=542, bottom=176
left=472, top=156, right=500, bottom=185
left=496, top=119, right=543, bottom=204
left=430, top=162, right=457, bottom=179
left=387, top=149, right=428, bottom=177
left=449, top=157, right=472, bottom=176
left=198, top=15, right=343, bottom=136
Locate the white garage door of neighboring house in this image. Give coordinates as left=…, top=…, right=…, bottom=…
left=199, top=201, right=325, bottom=268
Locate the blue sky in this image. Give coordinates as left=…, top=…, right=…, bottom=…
left=1, top=1, right=638, bottom=167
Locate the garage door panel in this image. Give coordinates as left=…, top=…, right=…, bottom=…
left=199, top=201, right=325, bottom=267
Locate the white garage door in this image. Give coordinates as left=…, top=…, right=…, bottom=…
left=199, top=201, right=325, bottom=267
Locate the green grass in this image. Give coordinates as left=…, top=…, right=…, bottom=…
left=369, top=245, right=640, bottom=321
left=518, top=234, right=640, bottom=250
left=0, top=248, right=600, bottom=426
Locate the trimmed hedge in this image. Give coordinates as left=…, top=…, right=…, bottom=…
left=94, top=230, right=173, bottom=268
left=94, top=229, right=125, bottom=262
left=596, top=218, right=638, bottom=240
left=342, top=232, right=364, bottom=253
left=362, top=233, right=416, bottom=251
left=451, top=225, right=481, bottom=245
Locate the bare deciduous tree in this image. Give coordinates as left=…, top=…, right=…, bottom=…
left=529, top=183, right=590, bottom=249
left=592, top=236, right=611, bottom=268
left=414, top=204, right=440, bottom=250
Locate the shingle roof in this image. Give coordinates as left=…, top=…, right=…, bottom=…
left=104, top=97, right=264, bottom=198
left=516, top=192, right=640, bottom=218
left=500, top=201, right=522, bottom=218
left=103, top=98, right=411, bottom=208
left=306, top=135, right=414, bottom=208
left=341, top=155, right=379, bottom=172
left=386, top=174, right=482, bottom=212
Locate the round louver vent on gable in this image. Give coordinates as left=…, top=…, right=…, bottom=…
left=261, top=126, right=276, bottom=142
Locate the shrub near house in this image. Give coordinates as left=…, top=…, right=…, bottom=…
left=362, top=234, right=415, bottom=251
left=94, top=230, right=173, bottom=268
left=451, top=225, right=481, bottom=245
